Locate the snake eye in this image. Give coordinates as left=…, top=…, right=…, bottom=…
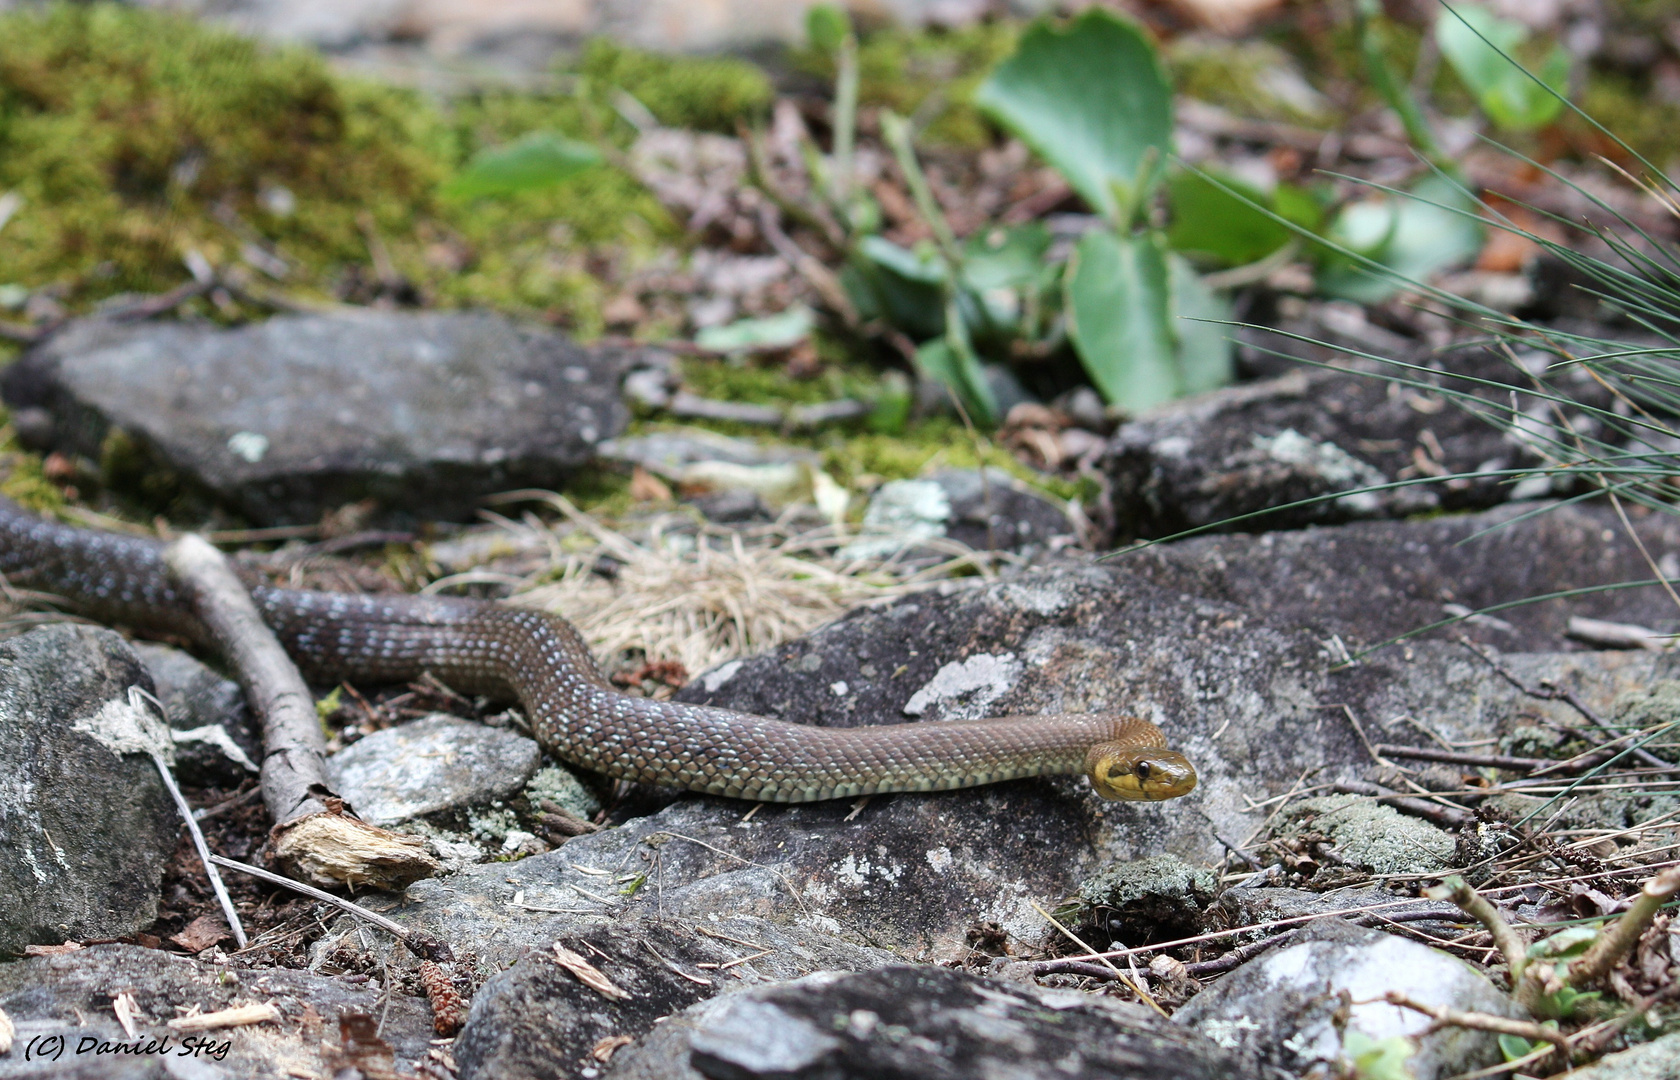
left=1136, top=761, right=1152, bottom=781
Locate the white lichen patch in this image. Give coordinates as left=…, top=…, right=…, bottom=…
left=902, top=653, right=1023, bottom=720
left=74, top=695, right=174, bottom=762
left=699, top=659, right=744, bottom=693
left=925, top=846, right=953, bottom=874
left=1252, top=428, right=1387, bottom=513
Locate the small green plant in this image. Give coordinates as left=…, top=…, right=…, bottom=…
left=1436, top=2, right=1571, bottom=132
left=792, top=7, right=1320, bottom=422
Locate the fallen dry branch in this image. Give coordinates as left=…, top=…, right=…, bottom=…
left=161, top=534, right=331, bottom=827
left=165, top=1002, right=280, bottom=1033
left=162, top=534, right=437, bottom=889
left=1382, top=991, right=1568, bottom=1052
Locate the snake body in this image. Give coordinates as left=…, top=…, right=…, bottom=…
left=0, top=498, right=1195, bottom=802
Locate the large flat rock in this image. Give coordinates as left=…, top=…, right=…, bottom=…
left=3, top=311, right=633, bottom=524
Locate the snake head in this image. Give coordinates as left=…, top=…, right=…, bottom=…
left=1085, top=746, right=1198, bottom=801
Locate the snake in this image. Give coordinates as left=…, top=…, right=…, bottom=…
left=0, top=497, right=1196, bottom=803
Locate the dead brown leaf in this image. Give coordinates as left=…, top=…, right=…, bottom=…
left=553, top=942, right=632, bottom=1001
left=592, top=1034, right=635, bottom=1062
left=170, top=914, right=231, bottom=954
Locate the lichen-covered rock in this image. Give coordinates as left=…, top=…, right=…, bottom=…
left=1174, top=922, right=1521, bottom=1080
left=1280, top=794, right=1455, bottom=876
left=326, top=714, right=542, bottom=826
left=1078, top=854, right=1219, bottom=938
left=1552, top=1033, right=1680, bottom=1079
left=610, top=966, right=1247, bottom=1080
left=3, top=311, right=633, bottom=524
left=0, top=625, right=175, bottom=953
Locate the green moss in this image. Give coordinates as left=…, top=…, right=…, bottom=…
left=0, top=4, right=452, bottom=304
left=793, top=22, right=1020, bottom=147
left=0, top=5, right=679, bottom=328
left=577, top=39, right=772, bottom=133
left=0, top=424, right=63, bottom=513
left=1579, top=73, right=1680, bottom=169
left=1167, top=38, right=1331, bottom=126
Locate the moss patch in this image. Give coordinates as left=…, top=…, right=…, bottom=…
left=0, top=4, right=687, bottom=329
left=576, top=39, right=772, bottom=134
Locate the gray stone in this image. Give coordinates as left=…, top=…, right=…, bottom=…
left=1174, top=922, right=1522, bottom=1080
left=929, top=468, right=1074, bottom=554
left=1553, top=1033, right=1680, bottom=1079
left=451, top=916, right=893, bottom=1080
left=0, top=944, right=434, bottom=1079
left=1098, top=338, right=1615, bottom=541
left=2, top=311, right=631, bottom=525
left=1121, top=500, right=1680, bottom=654
left=133, top=643, right=258, bottom=788
left=636, top=966, right=1247, bottom=1080
left=0, top=625, right=175, bottom=953
left=326, top=714, right=542, bottom=826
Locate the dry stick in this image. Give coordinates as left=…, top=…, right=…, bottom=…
left=1028, top=900, right=1166, bottom=1018
left=1426, top=875, right=1531, bottom=989
left=1382, top=992, right=1569, bottom=1053
left=1331, top=780, right=1474, bottom=828
left=161, top=534, right=331, bottom=827
left=140, top=713, right=248, bottom=949
left=207, top=854, right=450, bottom=962
left=163, top=535, right=437, bottom=890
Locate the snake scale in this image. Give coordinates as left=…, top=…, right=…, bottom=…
left=0, top=497, right=1196, bottom=803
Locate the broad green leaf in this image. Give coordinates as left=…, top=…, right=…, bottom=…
left=1065, top=230, right=1177, bottom=411
left=1169, top=254, right=1232, bottom=395
left=1437, top=3, right=1569, bottom=131
left=857, top=236, right=946, bottom=284
left=1497, top=1033, right=1535, bottom=1062
left=442, top=132, right=603, bottom=199
left=1343, top=1030, right=1417, bottom=1080
left=961, top=223, right=1052, bottom=291
left=844, top=239, right=945, bottom=340
left=694, top=306, right=815, bottom=354
left=805, top=3, right=850, bottom=53
left=1165, top=170, right=1293, bottom=268
left=974, top=8, right=1172, bottom=224
left=914, top=337, right=996, bottom=426
left=1527, top=924, right=1600, bottom=959
left=1317, top=174, right=1484, bottom=302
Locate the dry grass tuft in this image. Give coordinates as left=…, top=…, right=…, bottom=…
left=424, top=490, right=1007, bottom=680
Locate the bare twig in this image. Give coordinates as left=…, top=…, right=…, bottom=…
left=139, top=695, right=247, bottom=948
left=207, top=854, right=451, bottom=962
left=163, top=534, right=437, bottom=889
left=1331, top=780, right=1474, bottom=828
left=1425, top=876, right=1530, bottom=989
left=1382, top=991, right=1568, bottom=1052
